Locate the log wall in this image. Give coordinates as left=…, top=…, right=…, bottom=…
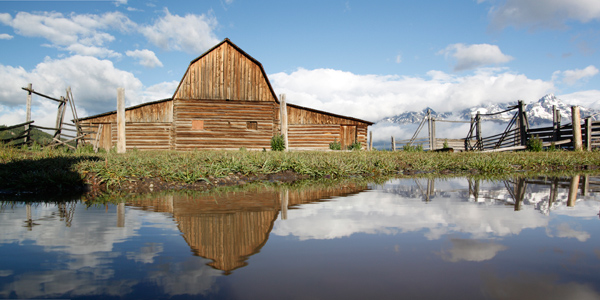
left=111, top=123, right=172, bottom=150
left=173, top=99, right=276, bottom=150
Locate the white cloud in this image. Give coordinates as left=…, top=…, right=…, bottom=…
left=439, top=43, right=514, bottom=71
left=269, top=67, right=554, bottom=123
left=0, top=55, right=144, bottom=127
left=488, top=0, right=600, bottom=30
left=395, top=53, right=402, bottom=64
left=553, top=65, right=599, bottom=85
left=140, top=9, right=220, bottom=54
left=0, top=11, right=135, bottom=58
left=126, top=49, right=163, bottom=68
left=559, top=89, right=600, bottom=108
left=0, top=33, right=12, bottom=40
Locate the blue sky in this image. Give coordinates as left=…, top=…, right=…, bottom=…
left=0, top=0, right=599, bottom=141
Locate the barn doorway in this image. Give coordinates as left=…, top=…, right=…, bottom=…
left=340, top=125, right=357, bottom=149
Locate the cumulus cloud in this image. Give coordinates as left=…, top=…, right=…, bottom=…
left=559, top=89, right=600, bottom=108
left=0, top=55, right=144, bottom=127
left=269, top=67, right=554, bottom=123
left=439, top=43, right=514, bottom=71
left=0, top=11, right=135, bottom=57
left=553, top=65, right=599, bottom=85
left=0, top=33, right=12, bottom=40
left=140, top=9, right=220, bottom=54
left=487, top=0, right=600, bottom=30
left=126, top=49, right=163, bottom=68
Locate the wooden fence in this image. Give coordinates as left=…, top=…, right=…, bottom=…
left=392, top=101, right=599, bottom=152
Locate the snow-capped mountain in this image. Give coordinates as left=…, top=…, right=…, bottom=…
left=380, top=94, right=600, bottom=125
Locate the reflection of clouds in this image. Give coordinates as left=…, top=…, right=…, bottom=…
left=547, top=222, right=591, bottom=242
left=0, top=203, right=221, bottom=298
left=482, top=271, right=600, bottom=300
left=126, top=243, right=164, bottom=264
left=272, top=178, right=548, bottom=240
left=439, top=239, right=507, bottom=262
left=148, top=257, right=221, bottom=296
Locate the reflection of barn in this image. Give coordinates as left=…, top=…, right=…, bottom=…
left=79, top=39, right=373, bottom=151
left=127, top=183, right=368, bottom=274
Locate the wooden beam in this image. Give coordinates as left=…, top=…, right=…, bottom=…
left=572, top=106, right=582, bottom=151
left=117, top=87, right=126, bottom=153
left=21, top=86, right=64, bottom=103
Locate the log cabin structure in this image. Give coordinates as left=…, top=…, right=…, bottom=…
left=79, top=38, right=373, bottom=151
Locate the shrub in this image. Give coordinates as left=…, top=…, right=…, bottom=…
left=271, top=134, right=286, bottom=151
left=347, top=141, right=361, bottom=151
left=403, top=144, right=423, bottom=152
left=527, top=135, right=543, bottom=152
left=329, top=138, right=342, bottom=150
left=443, top=140, right=449, bottom=149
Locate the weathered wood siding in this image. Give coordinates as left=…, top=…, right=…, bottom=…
left=288, top=124, right=339, bottom=150
left=286, top=104, right=370, bottom=150
left=173, top=99, right=276, bottom=150
left=110, top=123, right=172, bottom=150
left=81, top=100, right=173, bottom=123
left=174, top=42, right=277, bottom=102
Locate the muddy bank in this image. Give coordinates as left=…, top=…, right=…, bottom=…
left=85, top=170, right=311, bottom=195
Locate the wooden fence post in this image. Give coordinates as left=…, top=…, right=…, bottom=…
left=369, top=131, right=373, bottom=151
left=427, top=109, right=433, bottom=151
left=518, top=100, right=527, bottom=146
left=585, top=117, right=592, bottom=151
left=572, top=106, right=582, bottom=151
left=25, top=83, right=32, bottom=145
left=391, top=136, right=396, bottom=151
left=279, top=94, right=288, bottom=151
left=476, top=112, right=482, bottom=150
left=117, top=87, right=126, bottom=154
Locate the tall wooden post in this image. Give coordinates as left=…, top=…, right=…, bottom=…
left=427, top=109, right=433, bottom=151
left=518, top=100, right=527, bottom=146
left=585, top=117, right=592, bottom=151
left=279, top=94, right=288, bottom=151
left=117, top=88, right=126, bottom=154
left=25, top=83, right=32, bottom=145
left=369, top=131, right=373, bottom=151
left=391, top=136, right=396, bottom=151
left=476, top=112, right=482, bottom=150
left=572, top=106, right=582, bottom=151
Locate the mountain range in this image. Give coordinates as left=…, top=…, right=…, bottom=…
left=379, top=94, right=599, bottom=126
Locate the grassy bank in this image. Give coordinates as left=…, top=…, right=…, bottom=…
left=2, top=145, right=600, bottom=194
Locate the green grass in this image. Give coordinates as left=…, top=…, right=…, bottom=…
left=2, top=143, right=600, bottom=194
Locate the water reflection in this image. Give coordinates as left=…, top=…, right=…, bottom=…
left=126, top=182, right=369, bottom=273
left=0, top=175, right=599, bottom=299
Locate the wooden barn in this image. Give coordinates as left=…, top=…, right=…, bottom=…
left=79, top=39, right=373, bottom=151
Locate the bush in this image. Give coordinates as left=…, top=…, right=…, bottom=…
left=402, top=144, right=423, bottom=152
left=329, top=138, right=342, bottom=150
left=271, top=134, right=286, bottom=151
left=527, top=135, right=543, bottom=152
left=347, top=141, right=361, bottom=151
left=443, top=140, right=449, bottom=149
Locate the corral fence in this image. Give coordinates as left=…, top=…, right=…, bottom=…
left=1, top=83, right=89, bottom=149
left=392, top=100, right=599, bottom=152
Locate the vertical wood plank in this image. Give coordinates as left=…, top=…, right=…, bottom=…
left=117, top=87, right=126, bottom=153
left=572, top=106, right=582, bottom=151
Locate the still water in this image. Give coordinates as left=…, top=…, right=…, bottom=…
left=1, top=176, right=600, bottom=300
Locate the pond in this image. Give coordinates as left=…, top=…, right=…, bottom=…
left=1, top=175, right=600, bottom=299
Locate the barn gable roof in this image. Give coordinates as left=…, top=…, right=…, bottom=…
left=173, top=38, right=279, bottom=103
